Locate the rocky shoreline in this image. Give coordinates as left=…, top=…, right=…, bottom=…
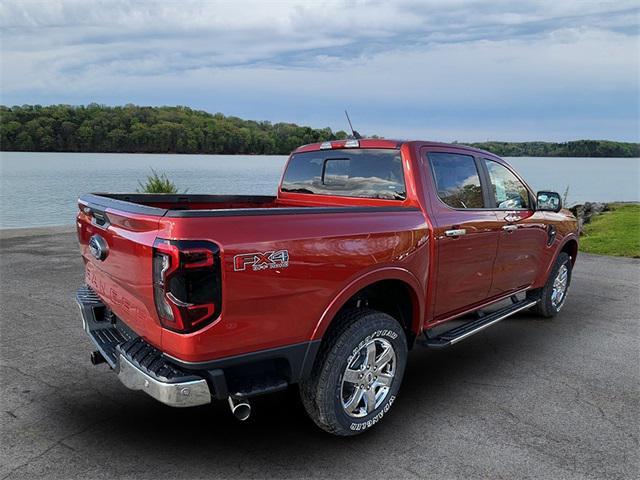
left=569, top=201, right=637, bottom=234
left=569, top=202, right=610, bottom=233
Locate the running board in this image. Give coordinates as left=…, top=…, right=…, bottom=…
left=419, top=299, right=538, bottom=349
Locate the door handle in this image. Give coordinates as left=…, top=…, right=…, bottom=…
left=502, top=225, right=518, bottom=232
left=445, top=229, right=467, bottom=237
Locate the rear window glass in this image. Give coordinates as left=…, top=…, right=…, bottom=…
left=281, top=149, right=406, bottom=200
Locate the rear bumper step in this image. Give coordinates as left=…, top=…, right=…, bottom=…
left=117, top=353, right=211, bottom=408
left=419, top=299, right=538, bottom=349
left=76, top=286, right=318, bottom=406
left=75, top=286, right=211, bottom=407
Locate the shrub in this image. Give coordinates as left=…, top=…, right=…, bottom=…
left=137, top=168, right=184, bottom=193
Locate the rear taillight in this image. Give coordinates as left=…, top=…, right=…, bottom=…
left=152, top=238, right=222, bottom=333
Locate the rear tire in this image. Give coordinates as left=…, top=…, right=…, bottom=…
left=528, top=252, right=572, bottom=318
left=300, top=309, right=407, bottom=436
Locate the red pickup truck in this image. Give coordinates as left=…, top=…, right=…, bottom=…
left=76, top=138, right=578, bottom=435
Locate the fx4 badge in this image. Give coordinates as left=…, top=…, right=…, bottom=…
left=234, top=250, right=290, bottom=272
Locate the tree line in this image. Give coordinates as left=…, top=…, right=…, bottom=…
left=467, top=140, right=639, bottom=158
left=0, top=104, right=348, bottom=155
left=1, top=104, right=638, bottom=157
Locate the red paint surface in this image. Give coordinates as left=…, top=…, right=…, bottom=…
left=77, top=140, right=578, bottom=362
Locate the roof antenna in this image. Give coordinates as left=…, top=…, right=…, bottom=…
left=344, top=110, right=362, bottom=139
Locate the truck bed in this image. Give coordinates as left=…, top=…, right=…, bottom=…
left=82, top=193, right=283, bottom=215
left=77, top=191, right=425, bottom=364
left=80, top=193, right=412, bottom=219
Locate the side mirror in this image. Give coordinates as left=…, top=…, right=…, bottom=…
left=536, top=191, right=562, bottom=212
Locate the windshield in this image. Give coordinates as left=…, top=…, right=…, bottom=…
left=281, top=149, right=406, bottom=200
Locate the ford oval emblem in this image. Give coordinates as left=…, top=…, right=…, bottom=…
left=88, top=234, right=109, bottom=261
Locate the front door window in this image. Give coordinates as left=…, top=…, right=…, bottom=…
left=484, top=159, right=530, bottom=209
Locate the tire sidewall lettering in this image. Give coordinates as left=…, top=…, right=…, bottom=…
left=315, top=312, right=408, bottom=436
left=342, top=327, right=402, bottom=432
left=348, top=329, right=398, bottom=365
left=349, top=395, right=396, bottom=431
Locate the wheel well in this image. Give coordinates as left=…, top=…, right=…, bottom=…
left=561, top=239, right=578, bottom=265
left=326, top=280, right=417, bottom=348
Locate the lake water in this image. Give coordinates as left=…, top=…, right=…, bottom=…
left=0, top=152, right=638, bottom=229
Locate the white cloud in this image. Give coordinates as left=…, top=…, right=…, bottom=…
left=0, top=0, right=638, bottom=141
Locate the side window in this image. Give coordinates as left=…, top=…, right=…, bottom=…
left=484, top=159, right=530, bottom=209
left=428, top=152, right=484, bottom=208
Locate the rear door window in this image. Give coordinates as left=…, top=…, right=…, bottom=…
left=281, top=149, right=406, bottom=200
left=428, top=152, right=484, bottom=208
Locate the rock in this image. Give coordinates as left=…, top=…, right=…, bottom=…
left=569, top=202, right=609, bottom=234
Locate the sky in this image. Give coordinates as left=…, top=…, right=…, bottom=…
left=1, top=0, right=639, bottom=142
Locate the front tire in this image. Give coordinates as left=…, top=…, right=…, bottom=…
left=528, top=252, right=572, bottom=318
left=300, top=309, right=408, bottom=436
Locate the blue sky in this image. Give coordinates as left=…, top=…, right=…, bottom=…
left=1, top=0, right=638, bottom=141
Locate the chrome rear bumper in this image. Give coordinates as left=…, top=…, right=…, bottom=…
left=117, top=354, right=211, bottom=408
left=76, top=286, right=211, bottom=408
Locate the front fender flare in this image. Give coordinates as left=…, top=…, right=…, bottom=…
left=537, top=233, right=579, bottom=287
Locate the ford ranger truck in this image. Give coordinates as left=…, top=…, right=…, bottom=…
left=76, top=139, right=578, bottom=435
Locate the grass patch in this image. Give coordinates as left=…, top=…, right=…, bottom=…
left=580, top=203, right=640, bottom=258
left=137, top=168, right=185, bottom=194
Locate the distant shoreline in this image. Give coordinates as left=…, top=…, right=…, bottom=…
left=2, top=104, right=639, bottom=158
left=1, top=150, right=639, bottom=158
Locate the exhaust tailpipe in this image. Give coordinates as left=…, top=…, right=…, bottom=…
left=90, top=350, right=106, bottom=365
left=228, top=396, right=251, bottom=421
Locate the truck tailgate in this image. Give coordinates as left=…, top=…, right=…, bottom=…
left=77, top=200, right=165, bottom=347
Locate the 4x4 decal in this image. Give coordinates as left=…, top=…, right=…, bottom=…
left=233, top=250, right=290, bottom=272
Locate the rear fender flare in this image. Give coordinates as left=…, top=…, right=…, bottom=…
left=310, top=267, right=424, bottom=341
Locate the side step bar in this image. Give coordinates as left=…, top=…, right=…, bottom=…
left=419, top=299, right=538, bottom=349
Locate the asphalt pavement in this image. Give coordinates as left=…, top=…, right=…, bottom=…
left=1, top=228, right=638, bottom=479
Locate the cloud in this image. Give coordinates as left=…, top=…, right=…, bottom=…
left=1, top=0, right=638, bottom=141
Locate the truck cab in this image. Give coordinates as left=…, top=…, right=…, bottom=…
left=76, top=138, right=578, bottom=435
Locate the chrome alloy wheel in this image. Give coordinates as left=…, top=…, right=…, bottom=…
left=551, top=264, right=569, bottom=309
left=340, top=338, right=396, bottom=418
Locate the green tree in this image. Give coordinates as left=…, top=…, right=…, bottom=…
left=1, top=104, right=638, bottom=157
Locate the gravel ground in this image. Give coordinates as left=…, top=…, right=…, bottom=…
left=1, top=229, right=638, bottom=480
